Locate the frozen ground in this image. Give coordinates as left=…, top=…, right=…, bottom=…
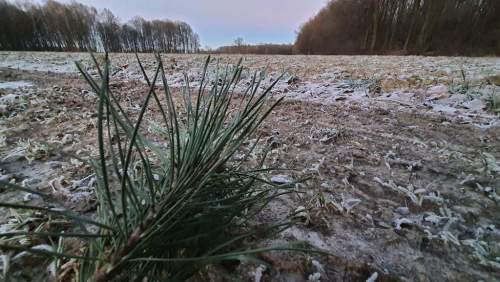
left=1, top=52, right=500, bottom=122
left=0, top=52, right=499, bottom=281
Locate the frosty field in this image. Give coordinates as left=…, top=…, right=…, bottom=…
left=1, top=52, right=499, bottom=281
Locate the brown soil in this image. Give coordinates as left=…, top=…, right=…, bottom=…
left=1, top=67, right=499, bottom=282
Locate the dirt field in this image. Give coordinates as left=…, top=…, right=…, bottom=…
left=1, top=52, right=499, bottom=281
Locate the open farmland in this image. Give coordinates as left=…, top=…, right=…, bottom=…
left=1, top=52, right=500, bottom=281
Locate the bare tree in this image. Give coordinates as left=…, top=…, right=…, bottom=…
left=0, top=0, right=200, bottom=53
left=295, top=0, right=500, bottom=55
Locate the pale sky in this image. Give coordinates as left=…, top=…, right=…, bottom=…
left=33, top=0, right=327, bottom=48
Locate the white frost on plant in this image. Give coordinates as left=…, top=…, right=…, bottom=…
left=253, top=264, right=266, bottom=282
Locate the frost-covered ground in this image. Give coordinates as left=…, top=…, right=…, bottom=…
left=0, top=52, right=500, bottom=127
left=1, top=52, right=499, bottom=127
left=0, top=52, right=499, bottom=281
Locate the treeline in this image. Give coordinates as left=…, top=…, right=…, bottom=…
left=295, top=0, right=500, bottom=55
left=0, top=0, right=200, bottom=53
left=215, top=44, right=293, bottom=55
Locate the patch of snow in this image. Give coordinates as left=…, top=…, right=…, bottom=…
left=284, top=227, right=329, bottom=250
left=271, top=175, right=294, bottom=185
left=0, top=80, right=33, bottom=89
left=308, top=272, right=321, bottom=281
left=431, top=103, right=458, bottom=114
left=253, top=264, right=266, bottom=282
left=366, top=272, right=379, bottom=282
left=462, top=99, right=486, bottom=112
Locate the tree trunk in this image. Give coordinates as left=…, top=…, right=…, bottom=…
left=404, top=0, right=421, bottom=51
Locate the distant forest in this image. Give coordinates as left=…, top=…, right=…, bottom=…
left=0, top=0, right=200, bottom=53
left=295, top=0, right=500, bottom=55
left=1, top=0, right=499, bottom=56
left=215, top=41, right=293, bottom=55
